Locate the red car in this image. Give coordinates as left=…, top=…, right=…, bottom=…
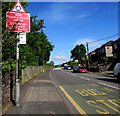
left=79, top=67, right=88, bottom=72
left=73, top=66, right=88, bottom=73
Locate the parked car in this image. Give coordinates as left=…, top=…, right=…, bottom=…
left=73, top=66, right=79, bottom=72
left=113, top=63, right=120, bottom=80
left=66, top=66, right=72, bottom=70
left=64, top=65, right=72, bottom=70
left=73, top=66, right=88, bottom=73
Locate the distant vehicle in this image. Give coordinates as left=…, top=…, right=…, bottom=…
left=66, top=66, right=72, bottom=70
left=64, top=65, right=72, bottom=70
left=113, top=63, right=120, bottom=80
left=73, top=66, right=79, bottom=72
left=54, top=64, right=61, bottom=67
left=73, top=66, right=88, bottom=73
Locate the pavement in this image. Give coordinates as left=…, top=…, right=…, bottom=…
left=88, top=70, right=114, bottom=77
left=4, top=68, right=77, bottom=115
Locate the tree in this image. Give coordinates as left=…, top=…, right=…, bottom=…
left=19, top=16, right=54, bottom=67
left=49, top=61, right=55, bottom=66
left=100, top=57, right=108, bottom=64
left=71, top=44, right=86, bottom=65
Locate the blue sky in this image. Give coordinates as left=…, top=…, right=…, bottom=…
left=26, top=2, right=118, bottom=65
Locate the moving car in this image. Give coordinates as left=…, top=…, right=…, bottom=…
left=113, top=63, right=120, bottom=80
left=73, top=66, right=88, bottom=73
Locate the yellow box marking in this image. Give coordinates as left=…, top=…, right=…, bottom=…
left=59, top=86, right=88, bottom=116
left=108, top=99, right=120, bottom=107
left=102, top=88, right=113, bottom=92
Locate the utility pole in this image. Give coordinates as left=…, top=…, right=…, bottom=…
left=86, top=42, right=90, bottom=69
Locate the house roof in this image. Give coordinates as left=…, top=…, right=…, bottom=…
left=88, top=48, right=99, bottom=55
left=93, top=48, right=99, bottom=52
left=112, top=38, right=120, bottom=43
left=100, top=40, right=114, bottom=48
left=88, top=41, right=114, bottom=54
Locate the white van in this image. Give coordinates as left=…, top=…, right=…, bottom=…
left=113, top=63, right=120, bottom=80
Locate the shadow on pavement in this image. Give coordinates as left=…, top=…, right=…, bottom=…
left=97, top=78, right=118, bottom=84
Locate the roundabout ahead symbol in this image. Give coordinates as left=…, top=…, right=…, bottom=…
left=15, top=5, right=21, bottom=11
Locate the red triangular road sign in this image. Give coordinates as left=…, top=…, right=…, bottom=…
left=10, top=1, right=26, bottom=13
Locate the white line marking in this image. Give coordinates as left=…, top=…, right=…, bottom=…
left=65, top=72, right=90, bottom=80
left=98, top=82, right=120, bottom=90
left=53, top=68, right=62, bottom=70
left=79, top=77, right=90, bottom=81
left=66, top=72, right=70, bottom=74
left=70, top=74, right=77, bottom=76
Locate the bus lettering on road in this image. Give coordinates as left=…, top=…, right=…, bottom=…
left=76, top=89, right=106, bottom=96
left=86, top=99, right=120, bottom=114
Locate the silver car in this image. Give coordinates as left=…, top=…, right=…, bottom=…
left=113, top=63, right=120, bottom=80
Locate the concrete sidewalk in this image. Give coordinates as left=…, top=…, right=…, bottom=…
left=4, top=69, right=75, bottom=115
left=89, top=71, right=114, bottom=77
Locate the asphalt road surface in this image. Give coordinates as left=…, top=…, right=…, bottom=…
left=50, top=68, right=120, bottom=115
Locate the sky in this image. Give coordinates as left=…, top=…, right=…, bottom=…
left=26, top=2, right=118, bottom=65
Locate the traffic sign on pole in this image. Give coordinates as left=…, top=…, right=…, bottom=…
left=6, top=12, right=30, bottom=32
left=6, top=1, right=30, bottom=106
left=18, top=33, right=26, bottom=44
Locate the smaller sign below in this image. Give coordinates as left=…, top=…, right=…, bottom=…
left=18, top=33, right=26, bottom=44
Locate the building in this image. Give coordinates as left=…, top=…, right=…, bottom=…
left=86, top=39, right=120, bottom=70
left=95, top=41, right=114, bottom=60
left=112, top=38, right=120, bottom=58
left=87, top=48, right=98, bottom=63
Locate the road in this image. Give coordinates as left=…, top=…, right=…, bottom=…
left=50, top=68, right=120, bottom=115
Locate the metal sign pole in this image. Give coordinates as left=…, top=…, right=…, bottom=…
left=16, top=32, right=20, bottom=106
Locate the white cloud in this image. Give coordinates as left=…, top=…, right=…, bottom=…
left=74, top=38, right=92, bottom=46
left=39, top=3, right=90, bottom=23
left=54, top=56, right=69, bottom=61
left=78, top=14, right=90, bottom=18
left=43, top=3, right=71, bottom=22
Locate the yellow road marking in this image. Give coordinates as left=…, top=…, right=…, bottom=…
left=102, top=88, right=113, bottom=92
left=59, top=86, right=88, bottom=116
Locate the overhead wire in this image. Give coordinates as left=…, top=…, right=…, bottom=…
left=87, top=33, right=120, bottom=44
